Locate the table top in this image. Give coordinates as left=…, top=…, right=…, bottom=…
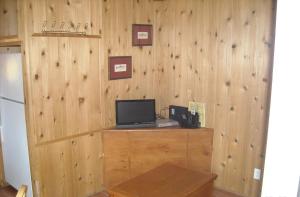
left=108, top=163, right=217, bottom=197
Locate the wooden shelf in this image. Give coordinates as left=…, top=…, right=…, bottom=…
left=0, top=35, right=21, bottom=47
left=32, top=32, right=101, bottom=38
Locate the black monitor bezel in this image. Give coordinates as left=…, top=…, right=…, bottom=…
left=115, top=99, right=156, bottom=125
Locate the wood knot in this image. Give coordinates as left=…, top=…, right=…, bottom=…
left=49, top=6, right=54, bottom=12
left=3, top=9, right=8, bottom=14
left=262, top=78, right=268, bottom=83
left=41, top=50, right=45, bottom=56
left=232, top=44, right=237, bottom=49
left=78, top=97, right=85, bottom=104
left=34, top=74, right=39, bottom=80
left=105, top=87, right=109, bottom=94
left=40, top=133, right=44, bottom=138
left=225, top=81, right=231, bottom=87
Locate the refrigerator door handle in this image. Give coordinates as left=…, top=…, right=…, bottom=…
left=0, top=96, right=24, bottom=104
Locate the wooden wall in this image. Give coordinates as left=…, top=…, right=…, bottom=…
left=0, top=0, right=18, bottom=37
left=101, top=0, right=158, bottom=127
left=18, top=0, right=159, bottom=196
left=3, top=0, right=275, bottom=196
left=153, top=0, right=275, bottom=196
left=19, top=0, right=104, bottom=196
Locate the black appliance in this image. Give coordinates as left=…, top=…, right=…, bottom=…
left=116, top=99, right=156, bottom=128
left=169, top=105, right=200, bottom=128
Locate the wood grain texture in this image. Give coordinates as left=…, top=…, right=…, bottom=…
left=0, top=35, right=21, bottom=47
left=101, top=0, right=158, bottom=127
left=9, top=0, right=275, bottom=196
left=108, top=163, right=216, bottom=197
left=17, top=0, right=105, bottom=197
left=103, top=128, right=214, bottom=188
left=0, top=0, right=18, bottom=37
left=152, top=0, right=275, bottom=196
left=36, top=132, right=103, bottom=197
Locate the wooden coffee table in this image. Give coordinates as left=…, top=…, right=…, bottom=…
left=108, top=163, right=217, bottom=197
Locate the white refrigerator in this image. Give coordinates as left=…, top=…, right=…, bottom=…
left=0, top=53, right=32, bottom=197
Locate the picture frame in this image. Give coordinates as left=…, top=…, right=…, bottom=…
left=109, top=56, right=132, bottom=80
left=132, top=24, right=153, bottom=46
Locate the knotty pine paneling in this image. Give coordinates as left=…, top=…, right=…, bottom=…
left=14, top=0, right=275, bottom=196
left=153, top=0, right=275, bottom=196
left=0, top=0, right=18, bottom=37
left=30, top=37, right=102, bottom=143
left=101, top=0, right=158, bottom=127
left=18, top=0, right=105, bottom=197
left=36, top=132, right=103, bottom=197
left=30, top=0, right=102, bottom=35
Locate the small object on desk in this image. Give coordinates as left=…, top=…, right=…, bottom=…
left=108, top=163, right=217, bottom=197
left=156, top=118, right=179, bottom=128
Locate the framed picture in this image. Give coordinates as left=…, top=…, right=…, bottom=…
left=109, top=56, right=132, bottom=80
left=132, top=24, right=153, bottom=46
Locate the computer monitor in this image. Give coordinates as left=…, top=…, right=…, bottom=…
left=116, top=99, right=156, bottom=127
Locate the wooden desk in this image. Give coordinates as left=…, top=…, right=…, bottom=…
left=103, top=127, right=214, bottom=188
left=108, top=163, right=217, bottom=197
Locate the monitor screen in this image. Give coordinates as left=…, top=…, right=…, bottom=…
left=116, top=99, right=156, bottom=125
